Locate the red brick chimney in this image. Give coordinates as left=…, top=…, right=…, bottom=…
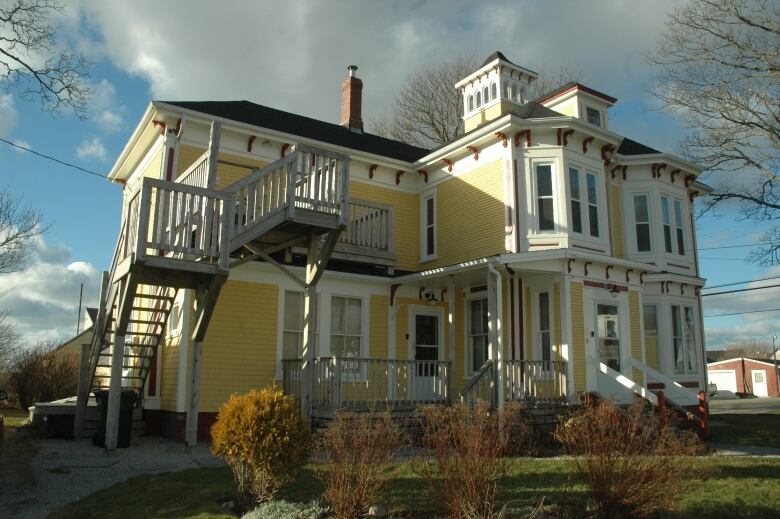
left=340, top=65, right=363, bottom=132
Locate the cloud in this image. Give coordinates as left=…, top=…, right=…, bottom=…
left=64, top=0, right=680, bottom=150
left=0, top=94, right=18, bottom=139
left=0, top=237, right=100, bottom=344
left=89, top=79, right=125, bottom=131
left=75, top=136, right=108, bottom=162
left=11, top=140, right=31, bottom=152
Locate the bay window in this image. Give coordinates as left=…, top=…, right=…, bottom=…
left=672, top=304, right=698, bottom=374
left=421, top=193, right=436, bottom=260
left=633, top=194, right=651, bottom=252
left=661, top=196, right=673, bottom=253
left=568, top=167, right=582, bottom=234
left=674, top=199, right=685, bottom=255
left=586, top=172, right=599, bottom=237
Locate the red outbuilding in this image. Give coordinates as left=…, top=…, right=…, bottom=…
left=707, top=358, right=780, bottom=398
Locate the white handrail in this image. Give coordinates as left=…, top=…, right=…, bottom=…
left=589, top=355, right=658, bottom=405
left=629, top=358, right=699, bottom=405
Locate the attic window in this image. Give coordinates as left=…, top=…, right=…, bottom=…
left=483, top=86, right=489, bottom=104
left=468, top=95, right=474, bottom=112
left=475, top=91, right=482, bottom=107
left=586, top=106, right=602, bottom=127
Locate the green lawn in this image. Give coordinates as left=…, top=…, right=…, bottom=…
left=1, top=407, right=30, bottom=428
left=51, top=457, right=780, bottom=519
left=708, top=413, right=780, bottom=449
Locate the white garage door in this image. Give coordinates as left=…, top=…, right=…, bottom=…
left=708, top=369, right=738, bottom=395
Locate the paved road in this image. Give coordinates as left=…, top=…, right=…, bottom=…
left=709, top=397, right=780, bottom=415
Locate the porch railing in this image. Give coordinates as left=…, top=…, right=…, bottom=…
left=284, top=357, right=451, bottom=414
left=338, top=200, right=394, bottom=256
left=460, top=359, right=495, bottom=405
left=177, top=149, right=210, bottom=188
left=504, top=360, right=568, bottom=404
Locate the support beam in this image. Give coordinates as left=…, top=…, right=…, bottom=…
left=447, top=275, right=456, bottom=403
left=229, top=236, right=307, bottom=268
left=72, top=343, right=91, bottom=439
left=106, top=276, right=135, bottom=450
left=206, top=120, right=221, bottom=189
left=487, top=264, right=504, bottom=409
left=245, top=243, right=306, bottom=289
left=186, top=277, right=226, bottom=447
left=301, top=235, right=320, bottom=419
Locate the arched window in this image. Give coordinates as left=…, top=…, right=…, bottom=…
left=468, top=95, right=474, bottom=112
left=483, top=86, right=489, bottom=103
left=490, top=82, right=497, bottom=100
left=519, top=86, right=526, bottom=104
left=507, top=84, right=516, bottom=101
left=475, top=91, right=481, bottom=107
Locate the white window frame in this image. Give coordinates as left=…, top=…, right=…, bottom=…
left=166, top=298, right=183, bottom=338
left=670, top=303, right=699, bottom=375
left=534, top=290, right=554, bottom=364
left=585, top=105, right=603, bottom=128
left=585, top=171, right=600, bottom=238
left=329, top=293, right=369, bottom=380
left=281, top=289, right=304, bottom=360
left=467, top=94, right=474, bottom=113
left=463, top=295, right=489, bottom=377
left=673, top=198, right=686, bottom=256
left=568, top=166, right=584, bottom=235
left=631, top=192, right=653, bottom=253
left=660, top=195, right=674, bottom=254
left=534, top=163, right=557, bottom=233
left=420, top=191, right=437, bottom=262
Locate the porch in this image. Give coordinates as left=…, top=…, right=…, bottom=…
left=281, top=357, right=568, bottom=418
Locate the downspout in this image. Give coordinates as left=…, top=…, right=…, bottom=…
left=488, top=263, right=505, bottom=409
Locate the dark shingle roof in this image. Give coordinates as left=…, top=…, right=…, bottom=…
left=481, top=51, right=538, bottom=75
left=512, top=102, right=563, bottom=120
left=535, top=81, right=618, bottom=105
left=161, top=100, right=431, bottom=163
left=618, top=137, right=661, bottom=156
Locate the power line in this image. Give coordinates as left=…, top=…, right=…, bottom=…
left=0, top=137, right=109, bottom=181
left=704, top=307, right=780, bottom=318
left=699, top=257, right=751, bottom=261
left=703, top=276, right=780, bottom=290
left=698, top=242, right=772, bottom=251
left=701, top=283, right=780, bottom=297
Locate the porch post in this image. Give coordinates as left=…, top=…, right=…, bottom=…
left=185, top=284, right=206, bottom=448
left=487, top=265, right=505, bottom=409
left=72, top=343, right=91, bottom=439
left=105, top=332, right=125, bottom=450
left=301, top=235, right=319, bottom=419
left=447, top=275, right=456, bottom=403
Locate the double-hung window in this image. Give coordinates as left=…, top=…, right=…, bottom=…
left=422, top=193, right=436, bottom=260
left=633, top=194, right=651, bottom=252
left=671, top=304, right=698, bottom=374
left=330, top=296, right=363, bottom=376
left=661, top=196, right=673, bottom=253
left=538, top=292, right=552, bottom=362
left=674, top=199, right=685, bottom=255
left=568, top=168, right=583, bottom=234
left=586, top=172, right=599, bottom=237
left=468, top=298, right=489, bottom=374
left=536, top=164, right=555, bottom=231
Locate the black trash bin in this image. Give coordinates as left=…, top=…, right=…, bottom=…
left=92, top=389, right=138, bottom=448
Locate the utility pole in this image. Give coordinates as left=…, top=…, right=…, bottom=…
left=76, top=283, right=84, bottom=334
left=773, top=334, right=779, bottom=398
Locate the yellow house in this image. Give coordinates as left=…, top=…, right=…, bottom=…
left=74, top=52, right=710, bottom=448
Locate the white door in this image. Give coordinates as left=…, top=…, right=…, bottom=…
left=583, top=290, right=631, bottom=402
left=752, top=370, right=769, bottom=397
left=708, top=369, right=737, bottom=398
left=411, top=310, right=443, bottom=401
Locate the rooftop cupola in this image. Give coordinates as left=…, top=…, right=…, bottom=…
left=455, top=51, right=538, bottom=133
left=536, top=82, right=617, bottom=129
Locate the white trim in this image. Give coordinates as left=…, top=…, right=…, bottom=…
left=176, top=289, right=192, bottom=413
left=707, top=357, right=780, bottom=369
left=420, top=189, right=438, bottom=262
left=408, top=305, right=445, bottom=362
left=463, top=291, right=489, bottom=378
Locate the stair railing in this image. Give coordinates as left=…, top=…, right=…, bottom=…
left=460, top=359, right=495, bottom=405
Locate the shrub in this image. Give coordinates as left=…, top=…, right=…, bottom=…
left=8, top=342, right=78, bottom=408
left=554, top=400, right=704, bottom=519
left=241, top=500, right=327, bottom=519
left=211, top=386, right=310, bottom=502
left=316, top=411, right=404, bottom=519
left=417, top=403, right=524, bottom=519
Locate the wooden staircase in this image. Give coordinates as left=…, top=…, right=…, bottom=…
left=73, top=121, right=351, bottom=448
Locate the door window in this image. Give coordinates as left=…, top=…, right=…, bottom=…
left=597, top=304, right=620, bottom=371
left=468, top=298, right=489, bottom=374
left=415, top=313, right=439, bottom=376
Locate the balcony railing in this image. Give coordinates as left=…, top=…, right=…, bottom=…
left=461, top=359, right=568, bottom=406
left=283, top=357, right=451, bottom=415
left=337, top=200, right=394, bottom=258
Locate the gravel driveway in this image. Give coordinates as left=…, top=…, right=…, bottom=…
left=0, top=432, right=224, bottom=519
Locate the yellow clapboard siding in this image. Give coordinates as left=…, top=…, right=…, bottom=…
left=629, top=290, right=643, bottom=384
left=159, top=335, right=180, bottom=411
left=142, top=147, right=163, bottom=179
left=198, top=281, right=279, bottom=411
left=370, top=295, right=388, bottom=358
left=645, top=336, right=659, bottom=370
left=570, top=282, right=586, bottom=393
left=177, top=144, right=268, bottom=189
left=610, top=185, right=624, bottom=258
left=429, top=160, right=506, bottom=269
left=349, top=182, right=419, bottom=272
left=463, top=101, right=515, bottom=132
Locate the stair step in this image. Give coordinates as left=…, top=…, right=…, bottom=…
left=135, top=293, right=175, bottom=302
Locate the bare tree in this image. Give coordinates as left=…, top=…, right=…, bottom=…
left=8, top=340, right=77, bottom=408
left=724, top=340, right=775, bottom=359
left=0, top=187, right=45, bottom=273
left=370, top=55, right=585, bottom=148
left=0, top=0, right=90, bottom=117
left=527, top=63, right=587, bottom=101
left=0, top=310, right=19, bottom=370
left=647, top=0, right=780, bottom=264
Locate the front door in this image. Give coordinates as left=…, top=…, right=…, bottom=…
left=412, top=310, right=442, bottom=400
left=752, top=370, right=768, bottom=397
left=584, top=289, right=629, bottom=398
left=596, top=303, right=621, bottom=372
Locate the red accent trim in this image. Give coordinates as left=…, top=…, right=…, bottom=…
left=280, top=143, right=290, bottom=157
left=695, top=286, right=701, bottom=297
left=395, top=170, right=404, bottom=185
left=680, top=283, right=687, bottom=295
left=390, top=284, right=401, bottom=306
left=417, top=170, right=428, bottom=183
left=582, top=136, right=594, bottom=153
left=467, top=145, right=479, bottom=160
left=611, top=165, right=621, bottom=180
left=165, top=147, right=175, bottom=181
left=584, top=279, right=629, bottom=292
left=689, top=191, right=699, bottom=203
left=247, top=135, right=256, bottom=153
left=651, top=163, right=657, bottom=178
left=495, top=132, right=508, bottom=148
left=605, top=265, right=613, bottom=280
left=600, top=144, right=615, bottom=165
left=640, top=271, right=647, bottom=284
left=684, top=174, right=695, bottom=187
left=621, top=165, right=627, bottom=180
left=665, top=281, right=672, bottom=293
left=656, top=163, right=667, bottom=179
left=625, top=269, right=633, bottom=283
left=648, top=382, right=665, bottom=390
left=418, top=287, right=425, bottom=300
left=670, top=168, right=681, bottom=183
left=567, top=258, right=574, bottom=273
left=369, top=164, right=378, bottom=179
left=584, top=261, right=592, bottom=276
left=562, top=129, right=574, bottom=146
left=514, top=130, right=531, bottom=148
left=152, top=120, right=166, bottom=135
left=699, top=391, right=709, bottom=439
left=441, top=158, right=453, bottom=172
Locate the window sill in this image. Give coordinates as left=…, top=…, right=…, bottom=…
left=420, top=254, right=439, bottom=264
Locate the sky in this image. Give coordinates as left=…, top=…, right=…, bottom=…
left=0, top=0, right=777, bottom=350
